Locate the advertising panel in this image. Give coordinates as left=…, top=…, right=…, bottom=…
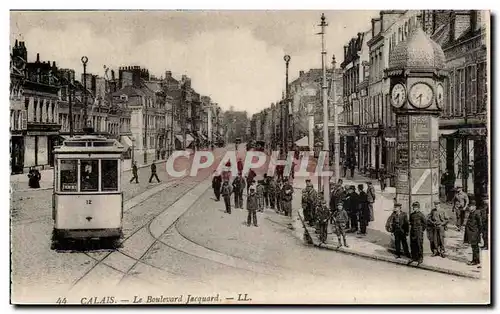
left=410, top=142, right=430, bottom=168
left=397, top=115, right=409, bottom=142
left=410, top=115, right=430, bottom=141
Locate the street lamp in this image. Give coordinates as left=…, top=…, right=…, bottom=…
left=81, top=56, right=93, bottom=134
left=131, top=137, right=136, bottom=164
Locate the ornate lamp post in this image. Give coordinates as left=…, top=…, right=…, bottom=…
left=81, top=56, right=93, bottom=134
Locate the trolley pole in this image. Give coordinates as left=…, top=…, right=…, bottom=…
left=319, top=13, right=330, bottom=204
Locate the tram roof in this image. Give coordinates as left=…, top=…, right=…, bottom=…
left=54, top=135, right=126, bottom=153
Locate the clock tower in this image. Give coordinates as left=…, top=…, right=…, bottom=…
left=386, top=26, right=447, bottom=216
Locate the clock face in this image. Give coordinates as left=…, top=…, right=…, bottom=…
left=436, top=83, right=444, bottom=109
left=391, top=84, right=406, bottom=108
left=409, top=82, right=434, bottom=109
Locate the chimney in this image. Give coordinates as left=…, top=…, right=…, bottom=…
left=52, top=61, right=56, bottom=68
left=36, top=53, right=40, bottom=63
left=165, top=71, right=172, bottom=78
left=14, top=39, right=18, bottom=47
left=299, top=71, right=305, bottom=77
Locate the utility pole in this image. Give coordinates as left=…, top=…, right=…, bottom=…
left=284, top=55, right=291, bottom=154
left=68, top=75, right=74, bottom=137
left=331, top=55, right=340, bottom=185
left=319, top=13, right=330, bottom=204
left=170, top=96, right=175, bottom=155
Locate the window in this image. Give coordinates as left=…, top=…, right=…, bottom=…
left=80, top=160, right=99, bottom=192
left=101, top=160, right=118, bottom=191
left=459, top=68, right=465, bottom=116
left=60, top=160, right=78, bottom=192
left=477, top=62, right=487, bottom=112
left=466, top=64, right=477, bottom=115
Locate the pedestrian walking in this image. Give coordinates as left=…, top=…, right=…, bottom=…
left=379, top=166, right=387, bottom=192
left=480, top=199, right=489, bottom=250
left=357, top=184, right=370, bottom=235
left=453, top=186, right=469, bottom=231
left=256, top=180, right=265, bottom=212
left=344, top=186, right=359, bottom=233
left=426, top=201, right=448, bottom=258
left=246, top=186, right=258, bottom=227
left=129, top=162, right=139, bottom=184
left=464, top=200, right=482, bottom=266
left=232, top=173, right=246, bottom=209
left=385, top=203, right=410, bottom=258
left=441, top=170, right=455, bottom=203
left=212, top=170, right=222, bottom=201
left=28, top=167, right=41, bottom=189
left=267, top=176, right=276, bottom=209
left=221, top=181, right=233, bottom=214
left=349, top=159, right=355, bottom=178
left=148, top=162, right=161, bottom=183
left=237, top=158, right=244, bottom=176
left=366, top=181, right=376, bottom=222
left=302, top=179, right=317, bottom=227
left=275, top=179, right=283, bottom=214
left=263, top=174, right=270, bottom=209
left=342, top=159, right=348, bottom=177
left=408, top=201, right=426, bottom=265
left=316, top=194, right=330, bottom=244
left=333, top=202, right=349, bottom=248
left=282, top=178, right=294, bottom=217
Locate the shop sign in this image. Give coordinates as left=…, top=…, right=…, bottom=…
left=410, top=115, right=430, bottom=141
left=410, top=142, right=430, bottom=168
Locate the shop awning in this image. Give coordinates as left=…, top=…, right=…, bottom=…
left=458, top=128, right=487, bottom=137
left=175, top=134, right=184, bottom=142
left=59, top=135, right=70, bottom=140
left=385, top=137, right=396, bottom=142
left=439, top=129, right=458, bottom=136
left=120, top=136, right=133, bottom=149
left=197, top=132, right=207, bottom=140
left=295, top=136, right=309, bottom=147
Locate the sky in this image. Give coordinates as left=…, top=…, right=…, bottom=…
left=10, top=10, right=377, bottom=114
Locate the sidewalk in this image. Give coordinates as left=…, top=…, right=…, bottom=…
left=292, top=173, right=488, bottom=280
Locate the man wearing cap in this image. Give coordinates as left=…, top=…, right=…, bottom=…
left=246, top=186, right=258, bottom=227
left=316, top=192, right=330, bottom=244
left=480, top=199, right=489, bottom=250
left=453, top=186, right=469, bottom=231
left=366, top=181, right=376, bottom=222
left=275, top=178, right=283, bottom=214
left=385, top=202, right=410, bottom=258
left=302, top=179, right=317, bottom=226
left=221, top=180, right=233, bottom=214
left=408, top=202, right=426, bottom=265
left=464, top=199, right=482, bottom=266
left=343, top=185, right=359, bottom=233
left=426, top=201, right=448, bottom=258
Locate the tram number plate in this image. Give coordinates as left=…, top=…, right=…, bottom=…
left=86, top=200, right=92, bottom=205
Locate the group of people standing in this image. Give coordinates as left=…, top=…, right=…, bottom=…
left=301, top=178, right=376, bottom=247
left=211, top=163, right=295, bottom=227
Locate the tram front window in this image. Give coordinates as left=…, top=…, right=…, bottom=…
left=60, top=160, right=78, bottom=192
left=101, top=160, right=118, bottom=191
left=80, top=160, right=99, bottom=192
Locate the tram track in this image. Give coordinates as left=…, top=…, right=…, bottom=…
left=69, top=151, right=227, bottom=291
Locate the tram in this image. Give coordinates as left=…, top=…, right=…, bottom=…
left=52, top=134, right=126, bottom=244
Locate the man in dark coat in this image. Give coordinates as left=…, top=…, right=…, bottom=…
left=130, top=161, right=139, bottom=184
left=267, top=177, right=276, bottom=209
left=426, top=201, right=448, bottom=257
left=366, top=181, right=376, bottom=222
left=212, top=171, right=222, bottom=201
left=149, top=162, right=161, bottom=183
left=221, top=181, right=233, bottom=214
left=408, top=201, right=426, bottom=265
left=464, top=200, right=482, bottom=266
left=263, top=174, right=271, bottom=209
left=302, top=179, right=317, bottom=226
left=28, top=167, right=41, bottom=188
left=275, top=179, right=283, bottom=214
left=480, top=199, right=489, bottom=250
left=385, top=202, right=410, bottom=258
left=246, top=186, right=258, bottom=227
left=246, top=169, right=256, bottom=193
left=281, top=178, right=294, bottom=217
left=330, top=180, right=346, bottom=213
left=357, top=184, right=370, bottom=235
left=343, top=186, right=359, bottom=233
left=232, top=173, right=246, bottom=209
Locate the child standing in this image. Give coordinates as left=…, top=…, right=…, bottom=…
left=334, top=202, right=349, bottom=248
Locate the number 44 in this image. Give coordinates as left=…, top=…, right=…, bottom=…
left=56, top=297, right=67, bottom=304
